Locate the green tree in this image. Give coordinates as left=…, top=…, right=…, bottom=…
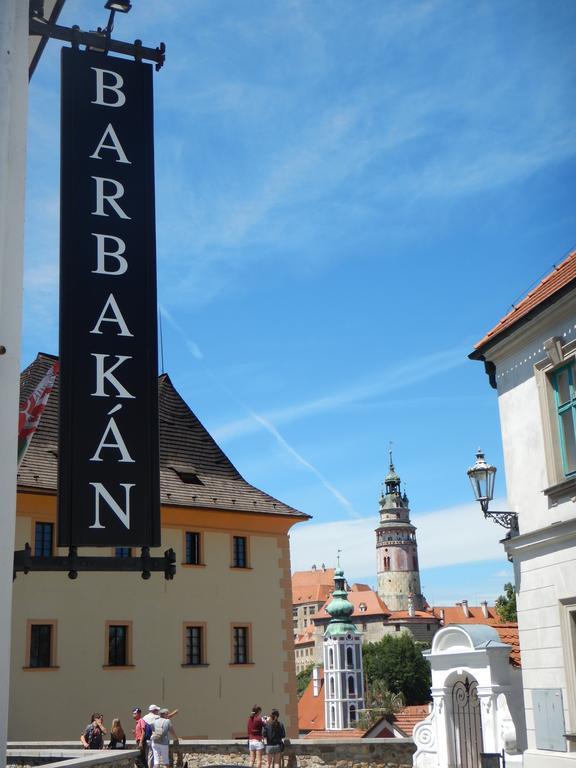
left=296, top=663, right=315, bottom=699
left=362, top=633, right=431, bottom=705
left=495, top=582, right=517, bottom=622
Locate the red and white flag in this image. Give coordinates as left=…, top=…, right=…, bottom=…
left=17, top=362, right=59, bottom=466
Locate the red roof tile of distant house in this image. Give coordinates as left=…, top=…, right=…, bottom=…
left=298, top=670, right=325, bottom=731
left=292, top=568, right=335, bottom=604
left=388, top=610, right=438, bottom=620
left=494, top=624, right=521, bottom=667
left=473, top=250, right=576, bottom=353
left=315, top=588, right=390, bottom=620
left=390, top=705, right=430, bottom=737
left=294, top=624, right=315, bottom=646
left=432, top=604, right=499, bottom=623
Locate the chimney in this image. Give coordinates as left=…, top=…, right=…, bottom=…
left=322, top=563, right=326, bottom=571
left=407, top=593, right=415, bottom=617
left=481, top=600, right=489, bottom=619
left=312, top=666, right=320, bottom=697
left=439, top=608, right=445, bottom=624
left=461, top=600, right=470, bottom=618
left=312, top=564, right=316, bottom=571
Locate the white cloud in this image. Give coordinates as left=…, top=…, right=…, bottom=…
left=289, top=498, right=507, bottom=578
left=214, top=344, right=466, bottom=442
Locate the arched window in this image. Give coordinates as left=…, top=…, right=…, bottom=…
left=346, top=646, right=354, bottom=668
left=348, top=675, right=355, bottom=695
left=349, top=704, right=357, bottom=723
left=330, top=676, right=335, bottom=697
left=330, top=706, right=336, bottom=728
left=328, top=647, right=334, bottom=668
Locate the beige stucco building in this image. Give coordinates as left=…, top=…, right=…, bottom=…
left=10, top=353, right=309, bottom=741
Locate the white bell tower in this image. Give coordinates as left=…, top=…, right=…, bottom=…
left=323, top=564, right=365, bottom=730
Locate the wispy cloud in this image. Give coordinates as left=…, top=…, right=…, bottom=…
left=160, top=305, right=357, bottom=515
left=289, top=498, right=508, bottom=576
left=214, top=344, right=467, bottom=442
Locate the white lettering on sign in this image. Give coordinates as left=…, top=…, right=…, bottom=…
left=91, top=234, right=128, bottom=275
left=90, top=416, right=135, bottom=463
left=89, top=482, right=134, bottom=529
left=90, top=293, right=133, bottom=336
left=90, top=123, right=131, bottom=164
left=91, top=67, right=126, bottom=108
left=91, top=354, right=135, bottom=399
left=92, top=176, right=131, bottom=219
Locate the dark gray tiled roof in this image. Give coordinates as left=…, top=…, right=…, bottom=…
left=18, top=352, right=309, bottom=520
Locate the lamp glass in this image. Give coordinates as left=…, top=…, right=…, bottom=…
left=467, top=449, right=496, bottom=503
left=105, top=1, right=132, bottom=12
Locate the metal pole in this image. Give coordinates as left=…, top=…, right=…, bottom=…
left=0, top=0, right=28, bottom=762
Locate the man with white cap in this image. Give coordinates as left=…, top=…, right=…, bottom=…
left=149, top=708, right=178, bottom=768
left=142, top=705, right=160, bottom=768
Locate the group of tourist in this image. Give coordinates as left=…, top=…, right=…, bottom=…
left=81, top=704, right=178, bottom=768
left=247, top=706, right=286, bottom=768
left=81, top=702, right=286, bottom=768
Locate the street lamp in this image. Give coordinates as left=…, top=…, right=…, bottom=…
left=467, top=449, right=519, bottom=533
left=105, top=1, right=133, bottom=10
left=103, top=0, right=132, bottom=39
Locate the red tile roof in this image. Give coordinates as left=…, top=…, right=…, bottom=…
left=388, top=610, right=437, bottom=621
left=433, top=605, right=520, bottom=667
left=474, top=250, right=576, bottom=353
left=432, top=604, right=500, bottom=623
left=494, top=624, right=521, bottom=667
left=315, top=588, right=389, bottom=620
left=292, top=569, right=335, bottom=604
left=390, top=705, right=430, bottom=737
left=298, top=671, right=325, bottom=731
left=294, top=624, right=315, bottom=646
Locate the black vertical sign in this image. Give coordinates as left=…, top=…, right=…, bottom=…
left=58, top=48, right=160, bottom=547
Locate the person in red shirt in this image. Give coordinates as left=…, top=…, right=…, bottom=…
left=132, top=707, right=147, bottom=768
left=247, top=705, right=265, bottom=768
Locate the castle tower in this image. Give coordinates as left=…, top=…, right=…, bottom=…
left=323, top=564, right=365, bottom=730
left=376, top=452, right=425, bottom=612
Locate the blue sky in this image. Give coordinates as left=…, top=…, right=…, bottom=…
left=23, top=0, right=576, bottom=603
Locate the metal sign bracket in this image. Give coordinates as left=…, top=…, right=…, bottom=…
left=13, top=545, right=176, bottom=580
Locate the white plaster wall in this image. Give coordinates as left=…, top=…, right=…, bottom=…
left=490, top=299, right=576, bottom=534
left=515, top=532, right=576, bottom=751
left=485, top=294, right=576, bottom=763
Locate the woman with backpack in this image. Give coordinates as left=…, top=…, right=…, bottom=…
left=149, top=707, right=178, bottom=768
left=80, top=713, right=106, bottom=750
left=263, top=709, right=285, bottom=768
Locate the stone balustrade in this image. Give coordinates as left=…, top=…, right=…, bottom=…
left=8, top=739, right=416, bottom=768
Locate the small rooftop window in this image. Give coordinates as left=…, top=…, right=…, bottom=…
left=169, top=465, right=203, bottom=485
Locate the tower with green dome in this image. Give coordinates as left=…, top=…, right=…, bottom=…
left=323, top=562, right=365, bottom=730
left=376, top=452, right=426, bottom=612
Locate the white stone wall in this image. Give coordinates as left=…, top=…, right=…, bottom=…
left=486, top=291, right=576, bottom=764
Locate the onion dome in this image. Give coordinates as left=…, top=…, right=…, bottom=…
left=324, top=565, right=358, bottom=637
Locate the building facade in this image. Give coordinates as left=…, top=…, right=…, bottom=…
left=11, top=353, right=309, bottom=740
left=471, top=250, right=576, bottom=766
left=376, top=456, right=425, bottom=612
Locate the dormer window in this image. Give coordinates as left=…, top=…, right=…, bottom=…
left=359, top=603, right=367, bottom=612
left=170, top=465, right=203, bottom=485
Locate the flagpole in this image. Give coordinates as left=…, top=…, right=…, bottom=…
left=0, top=0, right=28, bottom=763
